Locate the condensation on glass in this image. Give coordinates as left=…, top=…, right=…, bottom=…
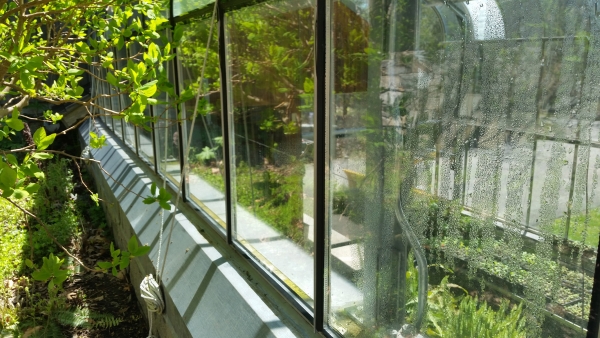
left=178, top=18, right=227, bottom=227
left=225, top=0, right=316, bottom=306
left=327, top=1, right=599, bottom=337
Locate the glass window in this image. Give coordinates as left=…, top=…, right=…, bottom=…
left=130, top=42, right=155, bottom=165
left=225, top=1, right=316, bottom=305
left=155, top=56, right=181, bottom=184
left=173, top=0, right=213, bottom=17
left=179, top=18, right=226, bottom=225
left=327, top=1, right=598, bottom=337
left=119, top=45, right=137, bottom=150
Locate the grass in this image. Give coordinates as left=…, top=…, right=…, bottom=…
left=551, top=209, right=600, bottom=247
left=0, top=198, right=30, bottom=328
left=193, top=161, right=306, bottom=243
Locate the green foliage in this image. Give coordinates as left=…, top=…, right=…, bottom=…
left=143, top=182, right=172, bottom=210
left=31, top=159, right=79, bottom=256
left=403, top=256, right=527, bottom=338
left=196, top=146, right=217, bottom=165
left=30, top=253, right=69, bottom=292
left=194, top=161, right=305, bottom=242
left=54, top=306, right=122, bottom=329
left=96, top=236, right=149, bottom=276
left=443, top=297, right=527, bottom=338
left=89, top=132, right=107, bottom=149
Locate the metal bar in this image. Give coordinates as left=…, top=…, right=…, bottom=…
left=171, top=41, right=187, bottom=200
left=525, top=136, right=538, bottom=228
left=565, top=143, right=579, bottom=239
left=586, top=238, right=600, bottom=338
left=313, top=0, right=327, bottom=332
left=217, top=3, right=234, bottom=245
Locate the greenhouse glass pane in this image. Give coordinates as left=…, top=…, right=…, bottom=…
left=172, top=0, right=213, bottom=17
left=130, top=42, right=155, bottom=165
left=225, top=0, right=315, bottom=306
left=178, top=18, right=226, bottom=227
left=155, top=57, right=181, bottom=184
left=327, top=1, right=599, bottom=337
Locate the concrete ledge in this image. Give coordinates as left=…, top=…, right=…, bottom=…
left=78, top=120, right=298, bottom=338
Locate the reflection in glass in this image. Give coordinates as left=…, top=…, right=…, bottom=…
left=328, top=1, right=598, bottom=337
left=130, top=42, right=155, bottom=164
left=155, top=57, right=180, bottom=184
left=226, top=1, right=315, bottom=304
left=179, top=18, right=226, bottom=225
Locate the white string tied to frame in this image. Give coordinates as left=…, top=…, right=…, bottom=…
left=141, top=1, right=218, bottom=337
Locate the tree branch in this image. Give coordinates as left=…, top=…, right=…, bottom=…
left=0, top=95, right=30, bottom=119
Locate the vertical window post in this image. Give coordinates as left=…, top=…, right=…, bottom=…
left=218, top=3, right=234, bottom=245
left=314, top=0, right=327, bottom=332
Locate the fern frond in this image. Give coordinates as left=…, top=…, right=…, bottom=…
left=54, top=306, right=91, bottom=328
left=89, top=313, right=122, bottom=329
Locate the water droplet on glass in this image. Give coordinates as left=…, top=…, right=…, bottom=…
left=480, top=3, right=484, bottom=7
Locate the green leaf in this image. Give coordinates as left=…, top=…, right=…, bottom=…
left=0, top=163, right=16, bottom=190
left=106, top=72, right=118, bottom=86
left=91, top=193, right=99, bottom=206
left=119, top=251, right=130, bottom=270
left=139, top=81, right=157, bottom=97
left=32, top=127, right=56, bottom=151
left=159, top=200, right=170, bottom=211
left=128, top=235, right=140, bottom=253
left=89, top=132, right=107, bottom=149
left=5, top=154, right=17, bottom=166
left=31, top=152, right=53, bottom=160
left=20, top=70, right=34, bottom=90
left=11, top=189, right=29, bottom=199
left=25, top=183, right=40, bottom=194
left=33, top=127, right=46, bottom=146
left=32, top=269, right=51, bottom=282
left=131, top=245, right=150, bottom=257
left=5, top=110, right=24, bottom=131
left=67, top=68, right=84, bottom=75
left=142, top=196, right=156, bottom=204
left=25, top=259, right=34, bottom=269
left=173, top=24, right=184, bottom=43
left=150, top=182, right=157, bottom=196
left=96, top=261, right=112, bottom=270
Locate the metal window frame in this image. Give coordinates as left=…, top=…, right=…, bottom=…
left=162, top=1, right=600, bottom=337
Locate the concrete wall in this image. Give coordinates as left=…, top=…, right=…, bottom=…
left=78, top=120, right=315, bottom=338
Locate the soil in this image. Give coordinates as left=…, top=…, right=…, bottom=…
left=31, top=128, right=149, bottom=337
left=56, top=230, right=149, bottom=337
